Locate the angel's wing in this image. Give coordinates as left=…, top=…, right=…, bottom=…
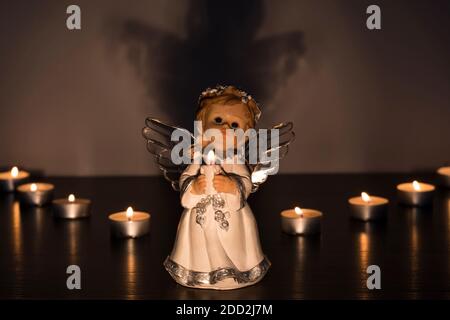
left=142, top=118, right=194, bottom=191
left=247, top=122, right=295, bottom=192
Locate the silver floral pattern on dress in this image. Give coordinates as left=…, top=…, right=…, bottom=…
left=192, top=194, right=230, bottom=231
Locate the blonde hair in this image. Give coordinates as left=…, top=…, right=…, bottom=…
left=196, top=86, right=261, bottom=128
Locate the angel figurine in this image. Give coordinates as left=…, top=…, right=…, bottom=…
left=143, top=85, right=294, bottom=290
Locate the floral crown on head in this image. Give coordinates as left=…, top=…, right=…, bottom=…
left=197, top=85, right=262, bottom=124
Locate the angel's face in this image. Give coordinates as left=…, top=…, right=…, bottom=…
left=200, top=103, right=253, bottom=150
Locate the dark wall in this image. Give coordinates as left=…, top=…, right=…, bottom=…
left=0, top=0, right=449, bottom=175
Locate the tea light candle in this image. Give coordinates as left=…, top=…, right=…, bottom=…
left=17, top=182, right=54, bottom=206
left=397, top=180, right=435, bottom=206
left=53, top=194, right=91, bottom=219
left=0, top=166, right=30, bottom=192
left=281, top=206, right=322, bottom=235
left=109, top=206, right=151, bottom=238
left=437, top=167, right=450, bottom=188
left=349, top=192, right=389, bottom=221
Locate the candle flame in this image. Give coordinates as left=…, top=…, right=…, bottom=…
left=68, top=194, right=75, bottom=202
left=294, top=206, right=303, bottom=217
left=206, top=150, right=215, bottom=165
left=412, top=180, right=421, bottom=191
left=30, top=183, right=37, bottom=192
left=361, top=192, right=371, bottom=203
left=11, top=166, right=19, bottom=178
left=126, top=206, right=134, bottom=220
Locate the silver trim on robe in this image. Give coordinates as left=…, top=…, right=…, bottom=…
left=164, top=256, right=271, bottom=287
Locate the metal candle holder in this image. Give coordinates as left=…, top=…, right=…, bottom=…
left=437, top=167, right=450, bottom=188
left=53, top=194, right=91, bottom=219
left=17, top=182, right=54, bottom=206
left=348, top=194, right=389, bottom=222
left=109, top=207, right=151, bottom=238
left=280, top=208, right=322, bottom=235
left=397, top=181, right=435, bottom=206
left=0, top=167, right=29, bottom=192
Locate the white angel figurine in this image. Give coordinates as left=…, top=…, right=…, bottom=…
left=143, top=85, right=294, bottom=290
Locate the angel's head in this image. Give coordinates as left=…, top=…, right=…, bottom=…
left=196, top=85, right=261, bottom=150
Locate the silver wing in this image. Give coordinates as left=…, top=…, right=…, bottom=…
left=142, top=118, right=194, bottom=191
left=247, top=122, right=295, bottom=192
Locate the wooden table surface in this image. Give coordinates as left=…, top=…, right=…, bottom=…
left=0, top=174, right=449, bottom=299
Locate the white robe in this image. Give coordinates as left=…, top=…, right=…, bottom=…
left=164, top=160, right=270, bottom=290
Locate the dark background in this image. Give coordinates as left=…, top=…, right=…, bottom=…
left=0, top=0, right=449, bottom=176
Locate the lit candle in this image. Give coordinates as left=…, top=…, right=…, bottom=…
left=0, top=166, right=30, bottom=192
left=348, top=192, right=389, bottom=221
left=108, top=206, right=151, bottom=238
left=397, top=180, right=435, bottom=206
left=52, top=194, right=91, bottom=219
left=201, top=150, right=216, bottom=195
left=280, top=206, right=323, bottom=235
left=17, top=182, right=54, bottom=206
left=437, top=167, right=450, bottom=188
